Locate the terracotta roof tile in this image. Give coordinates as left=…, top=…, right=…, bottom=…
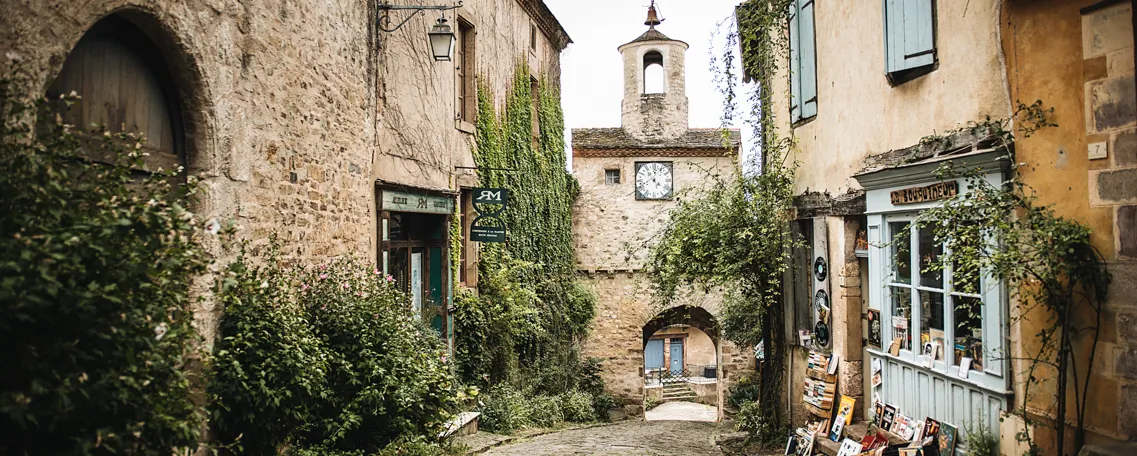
left=572, top=127, right=741, bottom=150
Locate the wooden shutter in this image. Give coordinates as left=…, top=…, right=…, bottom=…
left=788, top=2, right=801, bottom=122
left=799, top=0, right=818, bottom=119
left=884, top=0, right=936, bottom=74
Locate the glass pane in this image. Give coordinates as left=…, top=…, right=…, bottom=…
left=891, top=286, right=912, bottom=351
left=389, top=247, right=409, bottom=293
left=954, top=296, right=984, bottom=370
left=890, top=222, right=912, bottom=284
left=919, top=290, right=945, bottom=362
left=918, top=225, right=944, bottom=289
left=389, top=214, right=407, bottom=240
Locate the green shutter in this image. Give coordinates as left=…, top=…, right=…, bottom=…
left=799, top=0, right=817, bottom=119
left=884, top=0, right=935, bottom=74
left=789, top=2, right=801, bottom=122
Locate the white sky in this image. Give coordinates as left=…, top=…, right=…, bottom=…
left=544, top=0, right=752, bottom=166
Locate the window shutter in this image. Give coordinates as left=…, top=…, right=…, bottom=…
left=799, top=0, right=817, bottom=119
left=788, top=2, right=801, bottom=122
left=884, top=0, right=935, bottom=73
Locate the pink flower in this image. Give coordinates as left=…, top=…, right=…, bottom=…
left=301, top=283, right=310, bottom=291
left=320, top=305, right=327, bottom=310
left=342, top=282, right=349, bottom=289
left=319, top=273, right=328, bottom=280
left=385, top=275, right=395, bottom=283
left=374, top=268, right=381, bottom=275
left=374, top=313, right=379, bottom=318
left=441, top=355, right=448, bottom=363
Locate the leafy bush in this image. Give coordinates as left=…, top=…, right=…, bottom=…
left=591, top=392, right=619, bottom=422
left=0, top=76, right=206, bottom=454
left=727, top=375, right=762, bottom=410
left=559, top=391, right=596, bottom=423
left=736, top=400, right=784, bottom=445
left=479, top=385, right=531, bottom=434
left=210, top=255, right=459, bottom=453
left=527, top=395, right=564, bottom=428
left=963, top=417, right=999, bottom=456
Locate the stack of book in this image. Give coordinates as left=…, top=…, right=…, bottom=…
left=803, top=377, right=836, bottom=410
left=802, top=350, right=839, bottom=416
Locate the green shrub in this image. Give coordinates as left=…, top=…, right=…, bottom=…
left=210, top=256, right=459, bottom=453
left=479, top=386, right=531, bottom=434
left=0, top=76, right=206, bottom=454
left=963, top=416, right=999, bottom=456
left=591, top=392, right=619, bottom=422
left=559, top=390, right=596, bottom=423
left=527, top=395, right=564, bottom=428
left=736, top=400, right=784, bottom=445
left=727, top=375, right=762, bottom=410
left=376, top=436, right=446, bottom=456
left=643, top=395, right=661, bottom=412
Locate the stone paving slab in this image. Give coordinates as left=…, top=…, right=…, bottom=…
left=479, top=420, right=726, bottom=455
left=644, top=401, right=718, bottom=422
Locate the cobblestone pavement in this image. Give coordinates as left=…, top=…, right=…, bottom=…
left=480, top=420, right=727, bottom=455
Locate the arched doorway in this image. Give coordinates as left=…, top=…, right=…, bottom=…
left=46, top=14, right=194, bottom=177
left=641, top=305, right=721, bottom=421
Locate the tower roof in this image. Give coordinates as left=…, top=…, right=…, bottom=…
left=627, top=28, right=673, bottom=44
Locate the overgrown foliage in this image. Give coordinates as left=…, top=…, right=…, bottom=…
left=643, top=0, right=797, bottom=443
left=0, top=74, right=206, bottom=454
left=210, top=252, right=459, bottom=455
left=913, top=103, right=1109, bottom=455
left=454, top=64, right=596, bottom=397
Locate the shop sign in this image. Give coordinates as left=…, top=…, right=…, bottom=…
left=889, top=181, right=958, bottom=205
left=470, top=187, right=510, bottom=243
left=382, top=190, right=454, bottom=215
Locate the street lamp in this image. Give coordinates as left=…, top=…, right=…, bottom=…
left=427, top=16, right=456, bottom=61
left=376, top=1, right=463, bottom=62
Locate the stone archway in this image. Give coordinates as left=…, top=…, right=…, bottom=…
left=641, top=305, right=724, bottom=421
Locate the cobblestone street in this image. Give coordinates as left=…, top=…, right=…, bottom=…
left=480, top=420, right=727, bottom=455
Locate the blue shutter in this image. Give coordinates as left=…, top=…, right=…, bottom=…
left=788, top=2, right=801, bottom=122
left=799, top=0, right=817, bottom=119
left=884, top=0, right=935, bottom=73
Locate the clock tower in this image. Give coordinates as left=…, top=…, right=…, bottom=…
left=570, top=3, right=752, bottom=415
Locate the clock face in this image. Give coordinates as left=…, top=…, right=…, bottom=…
left=635, top=162, right=674, bottom=200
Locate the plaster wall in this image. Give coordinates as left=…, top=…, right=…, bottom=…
left=572, top=155, right=735, bottom=270
left=771, top=0, right=1012, bottom=196
left=0, top=0, right=564, bottom=344
left=1000, top=0, right=1136, bottom=448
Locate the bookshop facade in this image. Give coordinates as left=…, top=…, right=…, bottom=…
left=854, top=150, right=1010, bottom=441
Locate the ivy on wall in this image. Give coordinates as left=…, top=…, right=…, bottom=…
left=453, top=63, right=595, bottom=394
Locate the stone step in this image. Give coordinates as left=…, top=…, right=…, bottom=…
left=662, top=394, right=698, bottom=400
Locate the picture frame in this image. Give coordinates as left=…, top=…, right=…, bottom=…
left=867, top=309, right=882, bottom=349
left=939, top=422, right=958, bottom=456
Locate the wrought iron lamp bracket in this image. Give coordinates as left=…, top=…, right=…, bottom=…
left=377, top=1, right=463, bottom=33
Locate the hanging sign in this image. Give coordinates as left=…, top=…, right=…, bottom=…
left=470, top=188, right=509, bottom=243
left=889, top=181, right=959, bottom=205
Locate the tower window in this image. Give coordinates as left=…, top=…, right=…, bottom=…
left=605, top=169, right=621, bottom=185
left=643, top=51, right=664, bottom=94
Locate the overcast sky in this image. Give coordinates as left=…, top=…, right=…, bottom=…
left=543, top=0, right=751, bottom=166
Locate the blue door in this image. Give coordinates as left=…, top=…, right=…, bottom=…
left=645, top=339, right=664, bottom=370
left=669, top=338, right=684, bottom=374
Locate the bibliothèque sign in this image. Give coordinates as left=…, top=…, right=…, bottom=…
left=889, top=181, right=958, bottom=205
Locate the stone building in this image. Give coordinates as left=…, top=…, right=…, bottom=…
left=572, top=6, right=751, bottom=417
left=0, top=0, right=569, bottom=349
left=750, top=0, right=1136, bottom=453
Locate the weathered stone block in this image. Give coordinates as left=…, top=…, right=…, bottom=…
left=1086, top=55, right=1109, bottom=82
left=1119, top=312, right=1137, bottom=341
left=1115, top=347, right=1137, bottom=379
left=1086, top=76, right=1137, bottom=134
left=1108, top=49, right=1136, bottom=78
left=1115, top=131, right=1137, bottom=166
left=1120, top=383, right=1137, bottom=436
left=1082, top=3, right=1135, bottom=59
left=1119, top=206, right=1137, bottom=257
left=1097, top=169, right=1137, bottom=203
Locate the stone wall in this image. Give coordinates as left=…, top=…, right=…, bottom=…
left=1002, top=0, right=1136, bottom=448
left=0, top=0, right=567, bottom=345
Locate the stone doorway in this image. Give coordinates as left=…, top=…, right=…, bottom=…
left=642, top=305, right=722, bottom=421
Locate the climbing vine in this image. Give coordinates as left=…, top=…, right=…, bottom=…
left=911, top=103, right=1109, bottom=456
left=644, top=0, right=797, bottom=443
left=453, top=63, right=595, bottom=395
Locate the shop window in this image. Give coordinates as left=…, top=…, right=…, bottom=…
left=605, top=169, right=621, bottom=185
left=456, top=18, right=476, bottom=125
left=882, top=213, right=1000, bottom=377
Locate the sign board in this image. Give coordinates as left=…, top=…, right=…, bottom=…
left=470, top=215, right=506, bottom=243
left=890, top=181, right=958, bottom=205
left=472, top=188, right=509, bottom=205
left=381, top=190, right=454, bottom=214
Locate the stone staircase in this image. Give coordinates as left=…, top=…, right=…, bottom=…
left=661, top=382, right=697, bottom=401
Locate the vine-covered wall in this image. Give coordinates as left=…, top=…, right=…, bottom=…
left=453, top=62, right=594, bottom=392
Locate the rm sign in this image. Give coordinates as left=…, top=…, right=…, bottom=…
left=471, top=188, right=509, bottom=243
left=890, top=181, right=959, bottom=205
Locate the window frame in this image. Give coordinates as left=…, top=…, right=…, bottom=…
left=879, top=211, right=1005, bottom=388
left=455, top=17, right=476, bottom=131
left=788, top=0, right=818, bottom=124
left=604, top=169, right=621, bottom=185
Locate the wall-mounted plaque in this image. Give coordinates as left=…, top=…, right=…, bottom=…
left=889, top=181, right=959, bottom=205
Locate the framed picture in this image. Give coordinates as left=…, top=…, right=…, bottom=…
left=939, top=422, right=958, bottom=456
left=880, top=404, right=897, bottom=431
left=867, top=309, right=882, bottom=349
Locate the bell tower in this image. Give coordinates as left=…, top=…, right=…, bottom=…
left=618, top=1, right=689, bottom=141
